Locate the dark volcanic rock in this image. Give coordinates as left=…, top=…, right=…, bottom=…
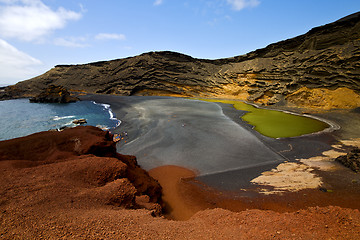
left=335, top=148, right=360, bottom=172
left=73, top=118, right=87, bottom=125
left=29, top=85, right=79, bottom=103
left=1, top=12, right=360, bottom=108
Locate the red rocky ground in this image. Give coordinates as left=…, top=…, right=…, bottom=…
left=0, top=126, right=359, bottom=239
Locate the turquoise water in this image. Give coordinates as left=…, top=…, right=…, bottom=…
left=0, top=99, right=121, bottom=141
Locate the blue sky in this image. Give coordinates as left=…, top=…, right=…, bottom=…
left=0, top=0, right=359, bottom=85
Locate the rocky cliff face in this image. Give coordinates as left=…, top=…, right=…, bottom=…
left=2, top=12, right=360, bottom=109
left=29, top=85, right=79, bottom=103
left=221, top=11, right=360, bottom=108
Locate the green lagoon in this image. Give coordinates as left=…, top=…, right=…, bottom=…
left=198, top=99, right=329, bottom=138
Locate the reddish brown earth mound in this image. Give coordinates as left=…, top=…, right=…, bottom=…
left=0, top=126, right=162, bottom=212
left=1, top=126, right=360, bottom=239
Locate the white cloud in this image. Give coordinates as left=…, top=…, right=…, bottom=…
left=0, top=0, right=82, bottom=42
left=227, top=0, right=260, bottom=11
left=153, top=0, right=163, bottom=6
left=54, top=36, right=89, bottom=48
left=95, top=33, right=126, bottom=41
left=0, top=38, right=42, bottom=84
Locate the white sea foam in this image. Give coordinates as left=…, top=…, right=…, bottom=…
left=64, top=120, right=76, bottom=126
left=92, top=101, right=121, bottom=128
left=53, top=115, right=75, bottom=121
left=96, top=125, right=109, bottom=131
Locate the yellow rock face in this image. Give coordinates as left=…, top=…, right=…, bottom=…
left=286, top=87, right=360, bottom=110
left=203, top=83, right=250, bottom=100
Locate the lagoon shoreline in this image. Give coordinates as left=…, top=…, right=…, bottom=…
left=81, top=94, right=360, bottom=218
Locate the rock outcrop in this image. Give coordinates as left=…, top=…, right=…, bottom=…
left=72, top=118, right=87, bottom=125
left=29, top=85, right=79, bottom=103
left=1, top=12, right=360, bottom=109
left=0, top=126, right=162, bottom=213
left=336, top=147, right=360, bottom=172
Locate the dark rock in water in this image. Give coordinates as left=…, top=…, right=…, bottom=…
left=335, top=147, right=360, bottom=172
left=73, top=119, right=87, bottom=125
left=29, top=85, right=79, bottom=103
left=59, top=126, right=70, bottom=131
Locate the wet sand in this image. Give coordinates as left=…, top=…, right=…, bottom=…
left=113, top=97, right=284, bottom=174
left=81, top=95, right=337, bottom=188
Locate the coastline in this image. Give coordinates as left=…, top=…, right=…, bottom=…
left=1, top=9, right=360, bottom=237
left=194, top=98, right=340, bottom=139
left=81, top=94, right=360, bottom=216
left=0, top=98, right=121, bottom=140
left=91, top=101, right=122, bottom=129
left=1, top=94, right=360, bottom=238
left=81, top=94, right=286, bottom=174
left=242, top=100, right=342, bottom=138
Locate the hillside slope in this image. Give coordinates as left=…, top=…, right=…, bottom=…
left=2, top=12, right=360, bottom=109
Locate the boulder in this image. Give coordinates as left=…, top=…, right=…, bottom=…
left=29, top=85, right=79, bottom=103
left=73, top=119, right=87, bottom=125
left=335, top=147, right=360, bottom=172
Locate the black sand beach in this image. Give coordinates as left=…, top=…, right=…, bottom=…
left=81, top=95, right=340, bottom=190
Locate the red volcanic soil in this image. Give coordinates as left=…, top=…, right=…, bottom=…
left=0, top=126, right=161, bottom=204
left=149, top=165, right=200, bottom=220
left=1, top=126, right=360, bottom=239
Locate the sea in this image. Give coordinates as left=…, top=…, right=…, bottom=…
left=0, top=98, right=121, bottom=141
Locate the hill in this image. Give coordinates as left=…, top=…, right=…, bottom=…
left=2, top=11, right=360, bottom=109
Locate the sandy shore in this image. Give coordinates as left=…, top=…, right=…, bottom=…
left=81, top=95, right=360, bottom=213
left=82, top=95, right=338, bottom=188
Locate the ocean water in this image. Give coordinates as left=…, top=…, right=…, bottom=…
left=0, top=99, right=121, bottom=141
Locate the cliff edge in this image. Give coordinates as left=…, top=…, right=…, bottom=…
left=0, top=126, right=162, bottom=215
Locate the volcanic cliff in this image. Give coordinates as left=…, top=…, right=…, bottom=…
left=2, top=11, right=360, bottom=109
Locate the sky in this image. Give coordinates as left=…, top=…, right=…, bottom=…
left=0, top=0, right=359, bottom=85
